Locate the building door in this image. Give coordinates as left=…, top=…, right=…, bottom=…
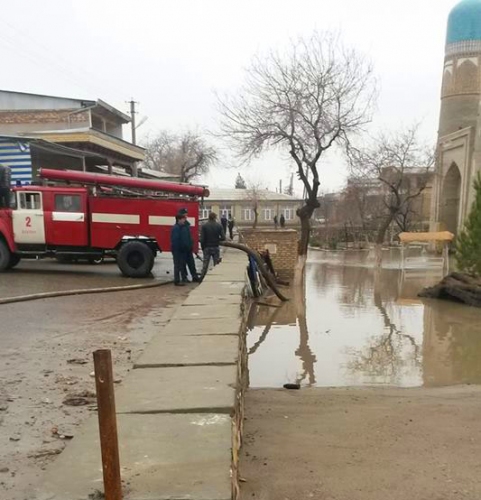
left=440, top=163, right=461, bottom=234
left=12, top=191, right=46, bottom=244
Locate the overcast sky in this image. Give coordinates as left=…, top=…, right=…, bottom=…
left=0, top=0, right=456, bottom=194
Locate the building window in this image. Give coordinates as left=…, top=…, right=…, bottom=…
left=199, top=206, right=211, bottom=219
left=220, top=205, right=232, bottom=218
left=263, top=208, right=272, bottom=221
left=55, top=194, right=82, bottom=212
left=242, top=208, right=253, bottom=221
left=282, top=207, right=295, bottom=221
left=18, top=192, right=42, bottom=210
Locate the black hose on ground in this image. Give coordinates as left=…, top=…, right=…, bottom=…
left=220, top=241, right=289, bottom=302
left=0, top=280, right=173, bottom=306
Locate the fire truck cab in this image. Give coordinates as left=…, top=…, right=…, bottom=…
left=0, top=168, right=208, bottom=278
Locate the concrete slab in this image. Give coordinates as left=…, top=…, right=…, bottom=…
left=161, top=318, right=241, bottom=336
left=183, top=293, right=242, bottom=306
left=203, top=273, right=246, bottom=283
left=116, top=365, right=237, bottom=413
left=172, top=304, right=241, bottom=320
left=35, top=413, right=232, bottom=500
left=195, top=280, right=245, bottom=293
left=135, top=334, right=239, bottom=368
left=206, top=267, right=245, bottom=277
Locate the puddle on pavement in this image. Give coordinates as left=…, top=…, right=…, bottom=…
left=247, top=249, right=481, bottom=388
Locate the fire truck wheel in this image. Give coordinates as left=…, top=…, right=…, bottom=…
left=0, top=239, right=11, bottom=272
left=8, top=254, right=21, bottom=269
left=117, top=241, right=155, bottom=278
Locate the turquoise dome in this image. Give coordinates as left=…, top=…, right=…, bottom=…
left=447, top=0, right=481, bottom=44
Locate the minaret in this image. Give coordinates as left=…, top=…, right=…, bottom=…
left=439, top=0, right=481, bottom=137
left=432, top=0, right=481, bottom=235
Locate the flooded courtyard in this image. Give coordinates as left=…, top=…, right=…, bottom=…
left=247, top=249, right=481, bottom=388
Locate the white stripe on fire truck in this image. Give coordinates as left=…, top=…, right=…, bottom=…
left=92, top=213, right=140, bottom=224
left=149, top=216, right=196, bottom=227
left=52, top=212, right=85, bottom=222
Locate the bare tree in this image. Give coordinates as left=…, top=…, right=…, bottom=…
left=143, top=130, right=217, bottom=183
left=217, top=31, right=376, bottom=278
left=348, top=125, right=434, bottom=266
left=244, top=182, right=266, bottom=229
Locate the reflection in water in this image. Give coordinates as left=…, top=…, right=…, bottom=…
left=247, top=250, right=481, bottom=388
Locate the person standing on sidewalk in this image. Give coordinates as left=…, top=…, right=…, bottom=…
left=170, top=214, right=189, bottom=286
left=227, top=214, right=235, bottom=240
left=177, top=208, right=200, bottom=283
left=273, top=214, right=278, bottom=229
left=220, top=213, right=228, bottom=236
left=200, top=212, right=225, bottom=280
left=280, top=213, right=286, bottom=228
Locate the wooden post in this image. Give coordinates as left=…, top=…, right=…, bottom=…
left=93, top=349, right=122, bottom=500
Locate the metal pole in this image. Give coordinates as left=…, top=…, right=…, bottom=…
left=93, top=349, right=122, bottom=500
left=128, top=99, right=137, bottom=145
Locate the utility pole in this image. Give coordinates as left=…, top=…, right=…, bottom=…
left=127, top=99, right=138, bottom=145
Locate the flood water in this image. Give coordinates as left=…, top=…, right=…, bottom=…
left=247, top=249, right=481, bottom=388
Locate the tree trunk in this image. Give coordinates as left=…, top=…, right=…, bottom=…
left=294, top=202, right=318, bottom=284
left=374, top=215, right=394, bottom=268
left=253, top=209, right=258, bottom=229
left=294, top=212, right=311, bottom=285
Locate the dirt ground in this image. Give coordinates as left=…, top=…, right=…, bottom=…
left=0, top=284, right=189, bottom=500
left=240, top=386, right=481, bottom=500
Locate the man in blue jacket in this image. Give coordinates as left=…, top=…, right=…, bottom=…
left=177, top=208, right=200, bottom=283
left=171, top=213, right=189, bottom=286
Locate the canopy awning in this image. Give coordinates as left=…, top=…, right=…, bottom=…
left=399, top=231, right=455, bottom=243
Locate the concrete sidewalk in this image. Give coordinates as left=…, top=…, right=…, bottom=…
left=33, top=250, right=247, bottom=500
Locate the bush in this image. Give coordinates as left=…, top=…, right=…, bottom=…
left=456, top=172, right=481, bottom=276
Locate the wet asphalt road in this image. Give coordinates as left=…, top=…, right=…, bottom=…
left=0, top=253, right=182, bottom=300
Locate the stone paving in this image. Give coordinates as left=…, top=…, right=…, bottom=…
left=33, top=250, right=247, bottom=500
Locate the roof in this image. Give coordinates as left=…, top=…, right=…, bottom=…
left=137, top=166, right=181, bottom=180
left=399, top=231, right=455, bottom=243
left=25, top=128, right=145, bottom=161
left=0, top=90, right=130, bottom=123
left=447, top=0, right=481, bottom=44
left=207, top=187, right=300, bottom=202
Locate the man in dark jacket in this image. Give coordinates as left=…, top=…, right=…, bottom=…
left=200, top=212, right=225, bottom=280
left=176, top=208, right=200, bottom=283
left=227, top=215, right=235, bottom=240
left=171, top=214, right=189, bottom=286
left=220, top=214, right=228, bottom=235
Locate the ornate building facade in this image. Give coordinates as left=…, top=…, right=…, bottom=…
left=431, top=0, right=481, bottom=234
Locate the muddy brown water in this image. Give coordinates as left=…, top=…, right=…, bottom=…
left=247, top=249, right=481, bottom=388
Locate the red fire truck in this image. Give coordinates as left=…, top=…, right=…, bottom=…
left=0, top=168, right=208, bottom=277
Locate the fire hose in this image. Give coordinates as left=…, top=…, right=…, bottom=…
left=219, top=241, right=289, bottom=302
left=0, top=280, right=173, bottom=305
left=1, top=244, right=289, bottom=305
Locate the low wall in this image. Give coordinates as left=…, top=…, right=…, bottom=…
left=241, top=228, right=298, bottom=280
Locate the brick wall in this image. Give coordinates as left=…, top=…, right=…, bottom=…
left=241, top=229, right=298, bottom=280
left=0, top=109, right=89, bottom=124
